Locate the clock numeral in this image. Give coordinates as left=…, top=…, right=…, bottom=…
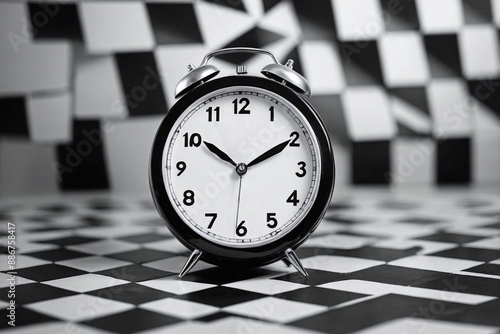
left=206, top=106, right=220, bottom=122
left=233, top=98, right=250, bottom=114
left=269, top=106, right=275, bottom=122
left=286, top=190, right=299, bottom=206
left=205, top=213, right=217, bottom=229
left=183, top=132, right=202, bottom=147
left=266, top=213, right=277, bottom=228
left=183, top=190, right=195, bottom=206
left=176, top=161, right=186, bottom=176
left=236, top=220, right=247, bottom=237
left=289, top=132, right=300, bottom=147
left=296, top=161, right=306, bottom=177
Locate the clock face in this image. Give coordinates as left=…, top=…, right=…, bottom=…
left=160, top=86, right=321, bottom=247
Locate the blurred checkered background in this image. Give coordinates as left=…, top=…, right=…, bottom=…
left=1, top=0, right=499, bottom=197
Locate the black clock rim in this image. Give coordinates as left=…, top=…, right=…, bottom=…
left=149, top=75, right=335, bottom=267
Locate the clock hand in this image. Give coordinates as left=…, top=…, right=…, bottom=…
left=235, top=175, right=243, bottom=237
left=203, top=141, right=237, bottom=167
left=247, top=139, right=291, bottom=168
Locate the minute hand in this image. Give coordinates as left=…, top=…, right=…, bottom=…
left=247, top=139, right=291, bottom=168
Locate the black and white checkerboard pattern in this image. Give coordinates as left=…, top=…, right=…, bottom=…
left=1, top=189, right=499, bottom=333
left=1, top=0, right=500, bottom=195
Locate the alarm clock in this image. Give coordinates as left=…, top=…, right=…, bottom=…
left=150, top=48, right=334, bottom=278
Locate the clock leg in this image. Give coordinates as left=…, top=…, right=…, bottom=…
left=284, top=248, right=309, bottom=277
left=178, top=249, right=202, bottom=279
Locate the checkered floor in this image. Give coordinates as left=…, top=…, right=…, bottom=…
left=0, top=187, right=499, bottom=334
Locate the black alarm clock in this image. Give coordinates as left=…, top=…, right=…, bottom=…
left=150, top=48, right=334, bottom=278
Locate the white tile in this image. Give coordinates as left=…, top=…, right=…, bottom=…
left=319, top=279, right=495, bottom=305
left=416, top=0, right=464, bottom=34
left=464, top=237, right=500, bottom=250
left=75, top=226, right=152, bottom=239
left=144, top=238, right=190, bottom=254
left=301, top=255, right=384, bottom=273
left=67, top=239, right=140, bottom=255
left=355, top=317, right=498, bottom=334
left=391, top=138, right=434, bottom=185
left=427, top=79, right=472, bottom=138
left=0, top=322, right=112, bottom=334
left=490, top=258, right=500, bottom=265
left=74, top=52, right=126, bottom=119
left=389, top=255, right=482, bottom=273
left=44, top=273, right=128, bottom=293
left=139, top=277, right=216, bottom=295
left=79, top=1, right=155, bottom=54
left=0, top=3, right=32, bottom=47
left=0, top=255, right=49, bottom=271
left=26, top=295, right=133, bottom=322
left=0, top=41, right=71, bottom=96
left=224, top=297, right=327, bottom=323
left=391, top=96, right=432, bottom=134
left=57, top=256, right=132, bottom=272
left=0, top=273, right=34, bottom=288
left=493, top=0, right=500, bottom=27
left=298, top=41, right=345, bottom=95
left=333, top=0, right=385, bottom=41
left=379, top=32, right=430, bottom=87
left=304, top=234, right=374, bottom=250
left=104, top=117, right=163, bottom=193
left=459, top=25, right=500, bottom=79
left=373, top=240, right=456, bottom=255
left=141, top=298, right=218, bottom=319
left=342, top=86, right=396, bottom=141
left=27, top=92, right=72, bottom=143
left=224, top=278, right=305, bottom=295
left=351, top=222, right=436, bottom=238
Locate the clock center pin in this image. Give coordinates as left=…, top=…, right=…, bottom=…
left=236, top=163, right=248, bottom=176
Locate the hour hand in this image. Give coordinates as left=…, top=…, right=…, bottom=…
left=203, top=141, right=237, bottom=167
left=247, top=139, right=290, bottom=168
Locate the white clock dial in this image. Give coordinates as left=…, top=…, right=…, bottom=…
left=161, top=86, right=321, bottom=247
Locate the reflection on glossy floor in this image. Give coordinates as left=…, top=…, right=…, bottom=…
left=0, top=187, right=499, bottom=334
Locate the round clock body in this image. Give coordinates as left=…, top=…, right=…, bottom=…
left=150, top=75, right=334, bottom=269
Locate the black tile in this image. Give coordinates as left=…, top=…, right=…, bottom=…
left=218, top=27, right=283, bottom=64
left=465, top=263, right=500, bottom=276
left=296, top=246, right=419, bottom=262
left=107, top=249, right=175, bottom=264
left=413, top=273, right=500, bottom=297
left=310, top=94, right=347, bottom=142
left=352, top=140, right=391, bottom=184
left=415, top=232, right=484, bottom=244
left=377, top=200, right=419, bottom=210
left=147, top=3, right=203, bottom=44
left=33, top=236, right=101, bottom=246
left=482, top=221, right=500, bottom=229
left=290, top=294, right=468, bottom=334
left=276, top=287, right=367, bottom=307
left=389, top=87, right=429, bottom=115
left=0, top=307, right=56, bottom=329
left=339, top=41, right=384, bottom=86
left=115, top=52, right=168, bottom=116
left=56, top=120, right=110, bottom=190
left=323, top=214, right=364, bottom=224
left=84, top=308, right=180, bottom=333
left=175, top=286, right=266, bottom=308
left=203, top=0, right=246, bottom=12
left=350, top=265, right=450, bottom=287
left=429, top=247, right=500, bottom=262
left=397, top=217, right=443, bottom=224
left=38, top=203, right=74, bottom=213
left=96, top=264, right=174, bottom=282
left=88, top=283, right=174, bottom=305
left=196, top=311, right=238, bottom=322
left=467, top=79, right=500, bottom=119
left=0, top=283, right=74, bottom=304
left=181, top=267, right=273, bottom=285
left=23, top=248, right=88, bottom=262
left=380, top=0, right=419, bottom=30
left=119, top=233, right=169, bottom=244
left=441, top=298, right=500, bottom=327
left=462, top=0, right=493, bottom=24
left=436, top=138, right=471, bottom=184
left=292, top=0, right=337, bottom=40
left=79, top=215, right=112, bottom=226
left=0, top=97, right=29, bottom=137
left=28, top=3, right=83, bottom=40
left=273, top=269, right=345, bottom=286
left=424, top=34, right=462, bottom=78
left=13, top=264, right=86, bottom=282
